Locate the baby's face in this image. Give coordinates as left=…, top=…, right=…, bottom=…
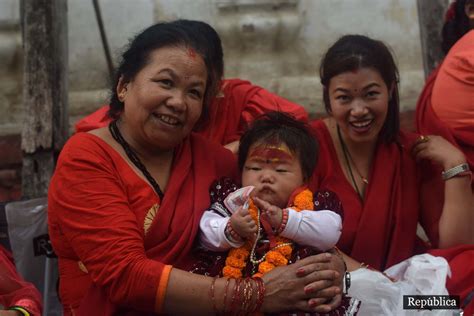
left=241, top=143, right=304, bottom=208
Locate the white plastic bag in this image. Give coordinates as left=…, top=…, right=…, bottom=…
left=6, top=197, right=62, bottom=316
left=348, top=254, right=457, bottom=316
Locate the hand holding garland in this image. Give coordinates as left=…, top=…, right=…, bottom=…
left=228, top=206, right=258, bottom=240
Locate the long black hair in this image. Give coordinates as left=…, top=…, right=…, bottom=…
left=320, top=35, right=400, bottom=143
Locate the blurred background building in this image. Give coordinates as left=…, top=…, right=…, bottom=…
left=0, top=0, right=446, bottom=200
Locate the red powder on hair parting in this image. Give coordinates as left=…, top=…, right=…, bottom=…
left=187, top=47, right=197, bottom=59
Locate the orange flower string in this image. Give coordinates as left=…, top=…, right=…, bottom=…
left=222, top=189, right=314, bottom=279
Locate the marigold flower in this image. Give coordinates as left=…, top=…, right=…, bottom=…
left=229, top=247, right=249, bottom=260
left=294, top=189, right=314, bottom=211
left=223, top=265, right=242, bottom=278
left=258, top=261, right=275, bottom=274
left=226, top=256, right=246, bottom=269
left=266, top=250, right=288, bottom=266
left=277, top=245, right=293, bottom=258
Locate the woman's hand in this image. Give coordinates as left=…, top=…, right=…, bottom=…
left=261, top=252, right=343, bottom=314
left=412, top=135, right=467, bottom=170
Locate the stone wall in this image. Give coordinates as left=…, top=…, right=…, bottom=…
left=0, top=0, right=431, bottom=201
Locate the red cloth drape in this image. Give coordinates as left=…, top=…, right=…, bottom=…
left=74, top=79, right=308, bottom=145
left=48, top=132, right=238, bottom=315
left=0, top=246, right=42, bottom=315
left=416, top=31, right=474, bottom=172
left=309, top=119, right=473, bottom=311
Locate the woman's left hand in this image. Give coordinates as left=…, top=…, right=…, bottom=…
left=296, top=250, right=345, bottom=313
left=412, top=135, right=467, bottom=170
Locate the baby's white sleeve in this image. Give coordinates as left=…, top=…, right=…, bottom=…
left=199, top=210, right=244, bottom=251
left=280, top=208, right=342, bottom=251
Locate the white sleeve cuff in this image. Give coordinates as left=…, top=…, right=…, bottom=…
left=199, top=212, right=243, bottom=251
left=280, top=209, right=342, bottom=251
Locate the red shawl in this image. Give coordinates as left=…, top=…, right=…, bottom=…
left=416, top=35, right=474, bottom=171
left=48, top=132, right=238, bottom=315
left=74, top=79, right=308, bottom=145
left=309, top=120, right=473, bottom=311
left=0, top=246, right=42, bottom=315
left=309, top=120, right=425, bottom=269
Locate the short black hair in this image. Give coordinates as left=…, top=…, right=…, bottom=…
left=238, top=111, right=318, bottom=181
left=319, top=34, right=400, bottom=143
left=108, top=20, right=224, bottom=130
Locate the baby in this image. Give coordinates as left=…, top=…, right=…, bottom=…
left=198, top=112, right=343, bottom=278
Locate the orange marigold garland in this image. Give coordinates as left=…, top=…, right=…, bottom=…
left=222, top=189, right=314, bottom=278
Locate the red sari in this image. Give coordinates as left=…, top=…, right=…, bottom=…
left=309, top=120, right=474, bottom=313
left=416, top=31, right=474, bottom=172
left=74, top=79, right=308, bottom=144
left=48, top=132, right=238, bottom=315
left=0, top=246, right=42, bottom=315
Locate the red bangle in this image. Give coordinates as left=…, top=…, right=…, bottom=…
left=226, top=221, right=243, bottom=242
left=277, top=208, right=289, bottom=234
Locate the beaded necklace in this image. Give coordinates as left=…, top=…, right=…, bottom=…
left=109, top=120, right=164, bottom=199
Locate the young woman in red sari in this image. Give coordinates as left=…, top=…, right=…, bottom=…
left=48, top=20, right=345, bottom=315
left=309, top=35, right=474, bottom=313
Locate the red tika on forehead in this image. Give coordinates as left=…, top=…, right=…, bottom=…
left=248, top=145, right=294, bottom=163
left=186, top=47, right=197, bottom=59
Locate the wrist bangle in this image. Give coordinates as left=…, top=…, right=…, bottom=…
left=442, top=163, right=470, bottom=180
left=8, top=306, right=31, bottom=316
left=277, top=208, right=289, bottom=234
left=225, top=220, right=243, bottom=243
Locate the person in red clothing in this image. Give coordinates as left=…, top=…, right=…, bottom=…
left=416, top=0, right=474, bottom=172
left=309, top=34, right=473, bottom=313
left=0, top=246, right=42, bottom=316
left=74, top=23, right=308, bottom=154
left=48, top=20, right=345, bottom=315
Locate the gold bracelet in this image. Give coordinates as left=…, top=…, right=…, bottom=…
left=8, top=306, right=31, bottom=316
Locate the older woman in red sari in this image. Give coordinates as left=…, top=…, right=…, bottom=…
left=48, top=20, right=345, bottom=315
left=309, top=35, right=473, bottom=313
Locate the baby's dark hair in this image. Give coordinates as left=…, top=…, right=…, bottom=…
left=238, top=111, right=318, bottom=181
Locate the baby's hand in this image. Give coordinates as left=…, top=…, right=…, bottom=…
left=253, top=197, right=283, bottom=229
left=229, top=206, right=258, bottom=239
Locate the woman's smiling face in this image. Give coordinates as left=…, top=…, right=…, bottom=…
left=117, top=45, right=207, bottom=152
left=328, top=67, right=390, bottom=144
